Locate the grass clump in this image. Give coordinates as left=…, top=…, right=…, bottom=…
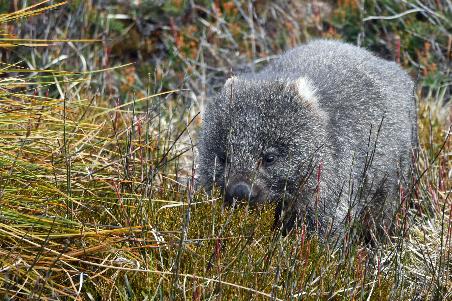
left=0, top=1, right=451, bottom=300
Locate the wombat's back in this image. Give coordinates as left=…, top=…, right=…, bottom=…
left=258, top=40, right=415, bottom=134
left=258, top=40, right=416, bottom=222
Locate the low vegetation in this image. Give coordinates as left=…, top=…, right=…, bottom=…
left=0, top=1, right=450, bottom=299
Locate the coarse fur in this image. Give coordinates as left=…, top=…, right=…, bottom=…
left=197, top=39, right=417, bottom=240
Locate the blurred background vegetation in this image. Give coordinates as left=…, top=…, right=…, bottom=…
left=2, top=0, right=451, bottom=104
left=0, top=0, right=450, bottom=300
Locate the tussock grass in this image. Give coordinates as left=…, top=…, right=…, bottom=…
left=0, top=1, right=451, bottom=300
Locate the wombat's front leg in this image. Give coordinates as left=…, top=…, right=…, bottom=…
left=272, top=200, right=298, bottom=235
left=273, top=197, right=316, bottom=236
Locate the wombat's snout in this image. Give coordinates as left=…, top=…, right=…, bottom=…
left=225, top=181, right=261, bottom=205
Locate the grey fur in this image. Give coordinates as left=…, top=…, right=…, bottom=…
left=197, top=40, right=417, bottom=239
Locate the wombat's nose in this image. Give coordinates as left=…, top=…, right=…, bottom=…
left=225, top=181, right=254, bottom=204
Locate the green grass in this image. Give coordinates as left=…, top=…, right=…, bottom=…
left=0, top=1, right=450, bottom=300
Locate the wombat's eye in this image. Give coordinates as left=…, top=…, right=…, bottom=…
left=263, top=153, right=277, bottom=165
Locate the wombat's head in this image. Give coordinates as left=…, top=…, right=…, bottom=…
left=198, top=76, right=327, bottom=206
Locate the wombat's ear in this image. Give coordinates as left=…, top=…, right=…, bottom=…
left=223, top=76, right=237, bottom=89
left=220, top=76, right=239, bottom=101
left=289, top=77, right=327, bottom=119
left=289, top=77, right=320, bottom=108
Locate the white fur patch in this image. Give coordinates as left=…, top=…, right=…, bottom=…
left=294, top=77, right=318, bottom=103
left=225, top=76, right=237, bottom=87
left=293, top=77, right=327, bottom=119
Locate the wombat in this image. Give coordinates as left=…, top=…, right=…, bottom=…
left=197, top=40, right=417, bottom=239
